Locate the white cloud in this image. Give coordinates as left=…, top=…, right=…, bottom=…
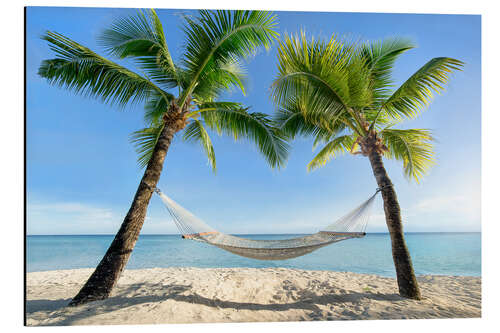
left=27, top=198, right=183, bottom=235
left=365, top=180, right=481, bottom=233
left=407, top=176, right=481, bottom=231
left=27, top=200, right=121, bottom=235
left=141, top=215, right=178, bottom=234
left=27, top=176, right=481, bottom=235
left=29, top=202, right=114, bottom=219
left=413, top=194, right=480, bottom=219
left=366, top=212, right=387, bottom=230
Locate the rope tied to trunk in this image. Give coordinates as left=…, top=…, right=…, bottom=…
left=375, top=183, right=393, bottom=193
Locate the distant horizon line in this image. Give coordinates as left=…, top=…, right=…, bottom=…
left=27, top=231, right=482, bottom=236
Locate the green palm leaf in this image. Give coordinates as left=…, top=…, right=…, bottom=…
left=183, top=120, right=216, bottom=172
left=272, top=31, right=354, bottom=112
left=187, top=101, right=242, bottom=119
left=191, top=57, right=247, bottom=101
left=38, top=31, right=173, bottom=107
left=129, top=124, right=164, bottom=168
left=272, top=32, right=461, bottom=181
left=272, top=32, right=376, bottom=135
left=179, top=10, right=279, bottom=106
left=307, top=135, right=355, bottom=171
left=274, top=88, right=346, bottom=142
left=40, top=9, right=286, bottom=172
left=383, top=57, right=464, bottom=120
left=201, top=104, right=289, bottom=168
left=143, top=90, right=169, bottom=126
left=380, top=128, right=435, bottom=182
left=98, top=9, right=180, bottom=89
left=275, top=105, right=336, bottom=141
left=359, top=38, right=415, bottom=104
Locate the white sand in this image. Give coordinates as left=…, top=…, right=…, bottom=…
left=26, top=267, right=481, bottom=326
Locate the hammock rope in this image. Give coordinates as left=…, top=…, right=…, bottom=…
left=154, top=187, right=380, bottom=260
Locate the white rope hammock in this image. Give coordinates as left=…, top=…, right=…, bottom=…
left=154, top=187, right=381, bottom=260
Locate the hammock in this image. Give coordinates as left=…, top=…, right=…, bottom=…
left=154, top=188, right=380, bottom=260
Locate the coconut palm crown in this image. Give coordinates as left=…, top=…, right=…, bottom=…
left=38, top=9, right=288, bottom=306
left=272, top=31, right=463, bottom=299
left=39, top=9, right=288, bottom=171
left=273, top=32, right=462, bottom=180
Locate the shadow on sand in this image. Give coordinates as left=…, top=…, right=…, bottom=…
left=26, top=283, right=404, bottom=326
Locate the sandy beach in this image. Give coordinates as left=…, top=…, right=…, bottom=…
left=26, top=267, right=481, bottom=326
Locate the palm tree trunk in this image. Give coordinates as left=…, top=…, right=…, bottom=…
left=68, top=123, right=177, bottom=306
left=367, top=150, right=422, bottom=300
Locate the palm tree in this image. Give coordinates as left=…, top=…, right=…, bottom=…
left=38, top=9, right=288, bottom=306
left=272, top=32, right=463, bottom=300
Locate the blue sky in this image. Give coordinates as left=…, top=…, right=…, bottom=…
left=26, top=7, right=481, bottom=235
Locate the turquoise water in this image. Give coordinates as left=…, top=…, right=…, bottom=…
left=26, top=233, right=481, bottom=277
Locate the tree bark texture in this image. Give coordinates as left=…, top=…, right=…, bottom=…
left=368, top=150, right=422, bottom=300
left=68, top=122, right=177, bottom=306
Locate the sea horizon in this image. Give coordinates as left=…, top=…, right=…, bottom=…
left=26, top=233, right=481, bottom=277
left=26, top=231, right=482, bottom=236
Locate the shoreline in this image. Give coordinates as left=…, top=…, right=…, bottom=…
left=26, top=267, right=481, bottom=326
left=26, top=266, right=482, bottom=277
left=27, top=231, right=482, bottom=236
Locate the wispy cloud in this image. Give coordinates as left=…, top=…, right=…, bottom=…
left=366, top=182, right=481, bottom=233
left=413, top=194, right=480, bottom=220
left=29, top=202, right=114, bottom=219
left=27, top=199, right=181, bottom=235
left=26, top=175, right=481, bottom=235
left=27, top=200, right=120, bottom=235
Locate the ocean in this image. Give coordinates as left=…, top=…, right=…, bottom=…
left=26, top=233, right=481, bottom=277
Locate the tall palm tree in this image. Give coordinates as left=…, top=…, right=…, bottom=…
left=272, top=32, right=463, bottom=300
left=38, top=9, right=288, bottom=306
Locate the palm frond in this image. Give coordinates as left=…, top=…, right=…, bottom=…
left=274, top=88, right=347, bottom=140
left=129, top=124, right=164, bottom=168
left=345, top=58, right=374, bottom=109
left=275, top=106, right=335, bottom=141
left=188, top=101, right=243, bottom=118
left=272, top=32, right=377, bottom=136
left=307, top=135, right=355, bottom=171
left=271, top=32, right=460, bottom=180
left=143, top=90, right=170, bottom=126
left=183, top=120, right=216, bottom=171
left=179, top=10, right=278, bottom=105
left=359, top=38, right=415, bottom=104
left=38, top=31, right=173, bottom=107
left=192, top=57, right=247, bottom=101
left=382, top=57, right=464, bottom=120
left=272, top=31, right=354, bottom=112
left=201, top=105, right=289, bottom=168
left=380, top=128, right=435, bottom=182
left=98, top=9, right=180, bottom=89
